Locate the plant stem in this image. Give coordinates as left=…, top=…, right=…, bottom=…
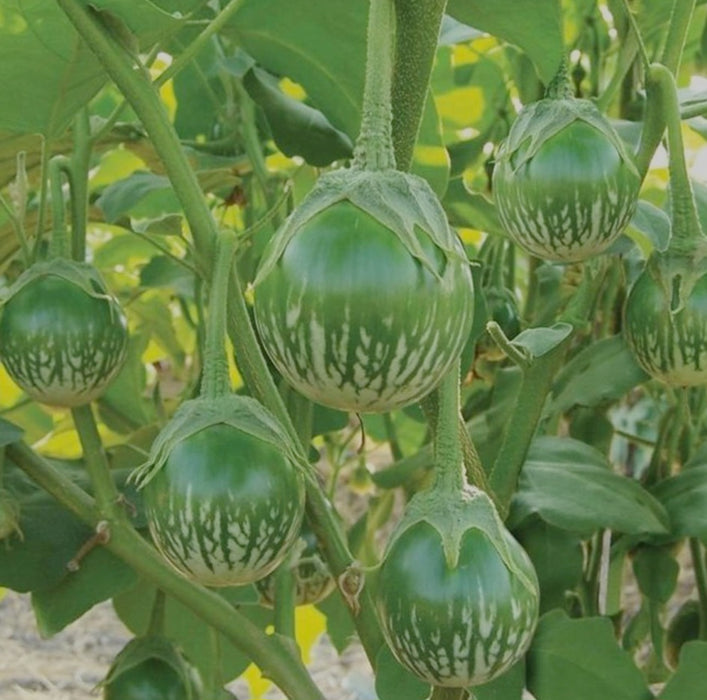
left=47, top=156, right=72, bottom=259
left=432, top=360, right=464, bottom=493
left=154, top=0, right=246, bottom=88
left=390, top=0, right=448, bottom=171
left=690, top=538, right=707, bottom=640
left=635, top=0, right=696, bottom=178
left=273, top=564, right=297, bottom=639
left=7, top=441, right=326, bottom=700
left=352, top=0, right=396, bottom=171
left=70, top=108, right=91, bottom=262
left=33, top=136, right=51, bottom=262
left=648, top=63, right=705, bottom=253
left=661, top=0, right=697, bottom=74
left=201, top=231, right=237, bottom=399
left=71, top=404, right=124, bottom=519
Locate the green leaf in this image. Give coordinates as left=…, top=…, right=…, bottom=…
left=628, top=200, right=672, bottom=253
left=527, top=611, right=653, bottom=700
left=139, top=255, right=194, bottom=298
left=510, top=436, right=669, bottom=536
left=661, top=641, right=707, bottom=700
left=474, top=659, right=525, bottom=700
left=549, top=335, right=649, bottom=415
left=514, top=517, right=583, bottom=614
left=316, top=591, right=356, bottom=654
left=632, top=546, right=679, bottom=603
left=169, top=18, right=227, bottom=140
left=512, top=323, right=573, bottom=359
left=446, top=0, right=564, bottom=84
left=444, top=179, right=505, bottom=235
left=0, top=491, right=93, bottom=593
left=651, top=465, right=707, bottom=540
left=98, top=331, right=156, bottom=433
left=243, top=66, right=353, bottom=167
left=228, top=0, right=366, bottom=138
left=411, top=94, right=451, bottom=198
left=83, top=0, right=205, bottom=48
left=0, top=418, right=23, bottom=447
left=374, top=645, right=431, bottom=700
left=0, top=2, right=107, bottom=136
left=31, top=546, right=137, bottom=637
left=114, top=577, right=270, bottom=686
left=97, top=172, right=174, bottom=223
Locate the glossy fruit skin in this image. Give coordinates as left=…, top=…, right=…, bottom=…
left=255, top=523, right=335, bottom=607
left=624, top=261, right=707, bottom=386
left=493, top=101, right=640, bottom=263
left=376, top=520, right=539, bottom=687
left=143, top=423, right=304, bottom=586
left=254, top=201, right=474, bottom=412
left=0, top=273, right=128, bottom=406
left=103, top=658, right=193, bottom=700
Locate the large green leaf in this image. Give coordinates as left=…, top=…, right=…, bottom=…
left=374, top=646, right=430, bottom=700
left=510, top=437, right=669, bottom=536
left=0, top=2, right=107, bottom=137
left=243, top=66, right=353, bottom=167
left=661, top=642, right=707, bottom=700
left=549, top=335, right=649, bottom=415
left=114, top=577, right=271, bottom=686
left=446, top=0, right=564, bottom=84
left=0, top=418, right=23, bottom=447
left=83, top=0, right=206, bottom=48
left=514, top=517, right=583, bottom=614
left=527, top=611, right=653, bottom=700
left=474, top=659, right=524, bottom=700
left=32, top=546, right=137, bottom=637
left=651, top=464, right=707, bottom=541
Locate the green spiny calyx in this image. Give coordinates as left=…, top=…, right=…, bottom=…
left=135, top=230, right=305, bottom=586
left=624, top=64, right=707, bottom=387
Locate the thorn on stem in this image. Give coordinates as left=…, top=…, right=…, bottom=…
left=67, top=520, right=111, bottom=572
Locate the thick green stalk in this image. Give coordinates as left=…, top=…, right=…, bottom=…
left=201, top=231, right=237, bottom=399
left=273, top=564, right=297, bottom=639
left=390, top=0, right=447, bottom=171
left=352, top=0, right=396, bottom=170
left=661, top=0, right=697, bottom=74
left=71, top=404, right=124, bottom=519
left=648, top=63, right=705, bottom=253
left=7, top=441, right=326, bottom=700
left=48, top=156, right=72, bottom=259
left=635, top=0, right=697, bottom=177
left=70, top=109, right=91, bottom=262
left=432, top=360, right=464, bottom=493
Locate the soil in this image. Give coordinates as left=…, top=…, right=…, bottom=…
left=0, top=590, right=374, bottom=700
